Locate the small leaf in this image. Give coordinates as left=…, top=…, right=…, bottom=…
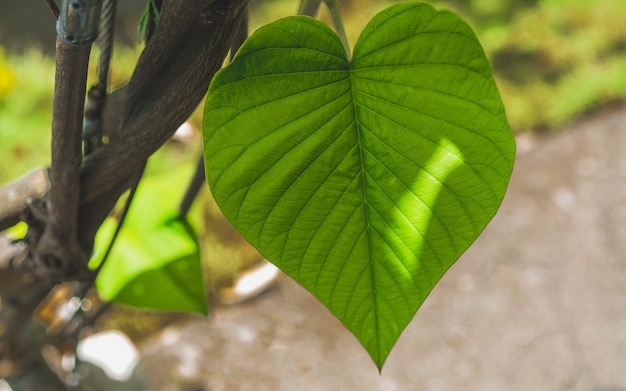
left=92, top=167, right=207, bottom=315
left=203, top=2, right=515, bottom=368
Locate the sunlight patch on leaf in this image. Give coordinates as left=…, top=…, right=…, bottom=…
left=203, top=2, right=515, bottom=368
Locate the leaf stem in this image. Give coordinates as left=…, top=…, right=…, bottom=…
left=299, top=0, right=350, bottom=59
left=323, top=0, right=351, bottom=60
left=297, top=0, right=322, bottom=17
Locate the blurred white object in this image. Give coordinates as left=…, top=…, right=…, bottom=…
left=76, top=331, right=139, bottom=382
left=220, top=261, right=281, bottom=305
left=173, top=121, right=196, bottom=140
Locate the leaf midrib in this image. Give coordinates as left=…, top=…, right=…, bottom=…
left=347, top=62, right=382, bottom=364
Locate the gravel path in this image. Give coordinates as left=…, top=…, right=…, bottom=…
left=140, top=105, right=626, bottom=391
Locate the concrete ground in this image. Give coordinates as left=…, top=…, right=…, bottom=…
left=139, top=105, right=626, bottom=391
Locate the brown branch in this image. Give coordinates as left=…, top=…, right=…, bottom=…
left=0, top=236, right=51, bottom=376
left=75, top=0, right=249, bottom=250
left=0, top=0, right=250, bottom=242
left=0, top=169, right=49, bottom=231
left=231, top=6, right=249, bottom=60
left=177, top=9, right=249, bottom=220
left=35, top=38, right=92, bottom=280
left=0, top=0, right=250, bottom=379
left=79, top=0, right=249, bottom=203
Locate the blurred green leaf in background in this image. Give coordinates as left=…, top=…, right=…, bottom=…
left=91, top=164, right=208, bottom=315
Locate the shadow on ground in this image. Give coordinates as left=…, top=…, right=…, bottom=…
left=139, top=105, right=626, bottom=391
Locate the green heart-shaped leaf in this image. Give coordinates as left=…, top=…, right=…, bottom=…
left=203, top=2, right=515, bottom=368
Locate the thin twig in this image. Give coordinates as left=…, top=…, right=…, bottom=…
left=44, top=0, right=60, bottom=20
left=0, top=169, right=49, bottom=231
left=94, top=163, right=145, bottom=276
left=179, top=156, right=206, bottom=218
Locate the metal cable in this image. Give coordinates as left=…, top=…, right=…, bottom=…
left=83, top=0, right=116, bottom=154
left=96, top=0, right=116, bottom=93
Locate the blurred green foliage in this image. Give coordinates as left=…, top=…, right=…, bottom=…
left=467, top=0, right=626, bottom=131
left=1, top=0, right=625, bottom=185
left=0, top=47, right=15, bottom=99
left=0, top=46, right=141, bottom=185
left=255, top=0, right=626, bottom=131
left=0, top=49, right=54, bottom=185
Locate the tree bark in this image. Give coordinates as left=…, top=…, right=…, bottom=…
left=35, top=37, right=91, bottom=281
left=0, top=0, right=249, bottom=380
